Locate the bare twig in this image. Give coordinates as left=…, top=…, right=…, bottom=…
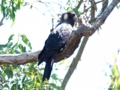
left=89, top=0, right=96, bottom=23
left=82, top=0, right=105, bottom=14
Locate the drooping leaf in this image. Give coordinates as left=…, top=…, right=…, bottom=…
left=21, top=34, right=32, bottom=49
left=73, top=7, right=79, bottom=15
left=50, top=83, right=57, bottom=89
left=56, top=86, right=63, bottom=90
left=117, top=76, right=120, bottom=89
left=51, top=74, right=58, bottom=80
left=7, top=42, right=13, bottom=48
left=1, top=0, right=24, bottom=23
left=18, top=44, right=24, bottom=52
left=8, top=34, right=14, bottom=43
left=11, top=84, right=16, bottom=90
left=112, top=65, right=119, bottom=77
left=4, top=69, right=13, bottom=78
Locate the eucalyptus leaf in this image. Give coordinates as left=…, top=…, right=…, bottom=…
left=4, top=69, right=13, bottom=78
left=8, top=34, right=14, bottom=43
left=21, top=34, right=32, bottom=49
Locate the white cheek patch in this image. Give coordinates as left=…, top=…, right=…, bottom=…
left=64, top=14, right=68, bottom=20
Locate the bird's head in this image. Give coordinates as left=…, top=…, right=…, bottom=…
left=60, top=11, right=78, bottom=27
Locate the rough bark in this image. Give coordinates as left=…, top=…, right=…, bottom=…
left=0, top=24, right=90, bottom=65
left=61, top=0, right=120, bottom=89
left=0, top=0, right=120, bottom=90
left=0, top=0, right=119, bottom=65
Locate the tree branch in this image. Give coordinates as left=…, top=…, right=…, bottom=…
left=82, top=0, right=104, bottom=13
left=0, top=0, right=119, bottom=89
left=0, top=0, right=119, bottom=64
left=0, top=24, right=83, bottom=65
left=61, top=36, right=89, bottom=89
left=61, top=0, right=120, bottom=89
left=76, top=0, right=83, bottom=9
left=0, top=51, right=39, bottom=65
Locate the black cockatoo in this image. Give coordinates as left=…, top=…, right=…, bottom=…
left=38, top=11, right=78, bottom=82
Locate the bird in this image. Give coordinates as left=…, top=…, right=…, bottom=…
left=38, top=11, right=78, bottom=82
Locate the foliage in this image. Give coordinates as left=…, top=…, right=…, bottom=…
left=0, top=0, right=119, bottom=90
left=0, top=0, right=24, bottom=24
left=109, top=55, right=120, bottom=90
left=0, top=34, right=32, bottom=54
left=0, top=35, right=63, bottom=90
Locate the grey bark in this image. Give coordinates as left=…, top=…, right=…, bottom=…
left=61, top=0, right=120, bottom=89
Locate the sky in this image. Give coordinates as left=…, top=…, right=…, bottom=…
left=0, top=0, right=120, bottom=90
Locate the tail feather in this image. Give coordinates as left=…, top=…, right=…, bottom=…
left=38, top=50, right=57, bottom=82
left=38, top=48, right=45, bottom=65
left=42, top=58, right=54, bottom=82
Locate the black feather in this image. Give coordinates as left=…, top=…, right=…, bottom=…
left=38, top=11, right=77, bottom=82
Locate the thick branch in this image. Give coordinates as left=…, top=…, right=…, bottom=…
left=0, top=51, right=39, bottom=65
left=0, top=23, right=96, bottom=65
left=0, top=0, right=119, bottom=65
left=61, top=0, right=120, bottom=89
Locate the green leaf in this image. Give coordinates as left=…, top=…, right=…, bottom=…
left=18, top=44, right=24, bottom=52
left=16, top=1, right=21, bottom=10
left=12, top=65, right=19, bottom=69
left=4, top=84, right=9, bottom=88
left=73, top=7, right=79, bottom=15
left=23, top=79, right=32, bottom=85
left=0, top=70, right=2, bottom=75
left=56, top=86, right=63, bottom=90
left=22, top=75, right=26, bottom=83
left=11, top=84, right=16, bottom=90
left=11, top=43, right=18, bottom=50
left=21, top=34, right=32, bottom=49
left=112, top=65, right=119, bottom=77
left=66, top=7, right=71, bottom=12
left=117, top=76, right=120, bottom=87
left=8, top=34, right=14, bottom=43
left=23, top=46, right=26, bottom=52
left=51, top=74, right=58, bottom=80
left=7, top=42, right=13, bottom=47
left=4, top=69, right=13, bottom=78
left=50, top=83, right=57, bottom=89
left=10, top=6, right=15, bottom=25
left=14, top=49, right=20, bottom=54
left=29, top=63, right=36, bottom=71
left=1, top=0, right=23, bottom=24
left=0, top=44, right=7, bottom=50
